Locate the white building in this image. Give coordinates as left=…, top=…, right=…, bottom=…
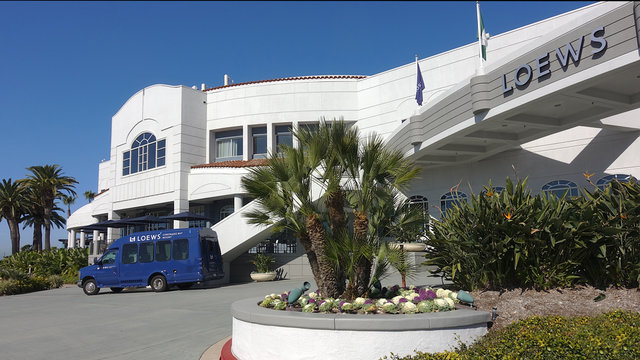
left=67, top=1, right=640, bottom=281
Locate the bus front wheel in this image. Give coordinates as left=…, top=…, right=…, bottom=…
left=151, top=275, right=168, bottom=292
left=83, top=279, right=100, bottom=296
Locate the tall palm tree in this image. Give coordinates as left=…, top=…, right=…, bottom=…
left=23, top=165, right=77, bottom=250
left=22, top=188, right=67, bottom=252
left=242, top=144, right=342, bottom=296
left=84, top=190, right=96, bottom=203
left=0, top=178, right=27, bottom=254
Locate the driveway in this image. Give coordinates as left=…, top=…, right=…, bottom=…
left=0, top=279, right=313, bottom=360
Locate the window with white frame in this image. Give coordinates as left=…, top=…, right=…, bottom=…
left=123, top=132, right=166, bottom=176
left=542, top=180, right=579, bottom=198
left=275, top=125, right=292, bottom=152
left=440, top=191, right=467, bottom=216
left=252, top=127, right=267, bottom=158
left=220, top=205, right=234, bottom=220
left=596, top=174, right=633, bottom=190
left=216, top=129, right=243, bottom=160
left=409, top=195, right=429, bottom=233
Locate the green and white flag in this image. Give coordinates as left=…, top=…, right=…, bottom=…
left=477, top=1, right=487, bottom=61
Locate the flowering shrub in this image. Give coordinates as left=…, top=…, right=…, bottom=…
left=258, top=285, right=461, bottom=314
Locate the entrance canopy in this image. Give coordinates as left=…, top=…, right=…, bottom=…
left=161, top=212, right=214, bottom=222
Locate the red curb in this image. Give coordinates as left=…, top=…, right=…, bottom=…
left=219, top=339, right=236, bottom=360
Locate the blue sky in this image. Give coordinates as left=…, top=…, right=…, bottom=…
left=0, top=1, right=594, bottom=256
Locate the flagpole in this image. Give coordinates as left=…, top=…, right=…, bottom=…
left=476, top=1, right=485, bottom=74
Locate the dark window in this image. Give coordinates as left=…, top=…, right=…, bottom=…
left=101, top=250, right=117, bottom=265
left=252, top=127, right=267, bottom=158
left=596, top=174, right=633, bottom=190
left=123, top=151, right=130, bottom=176
left=276, top=125, right=292, bottom=152
left=440, top=191, right=468, bottom=216
left=122, top=243, right=138, bottom=264
left=123, top=132, right=166, bottom=176
left=156, top=240, right=171, bottom=261
left=542, top=180, right=579, bottom=198
left=139, top=242, right=154, bottom=263
left=173, top=239, right=189, bottom=260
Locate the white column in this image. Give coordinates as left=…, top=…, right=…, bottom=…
left=68, top=230, right=76, bottom=249
left=234, top=195, right=244, bottom=212
left=292, top=121, right=299, bottom=149
left=174, top=198, right=189, bottom=229
left=79, top=231, right=86, bottom=248
left=107, top=212, right=120, bottom=245
left=267, top=122, right=274, bottom=155
left=93, top=230, right=100, bottom=255
left=242, top=124, right=249, bottom=161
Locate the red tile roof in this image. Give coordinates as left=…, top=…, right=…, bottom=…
left=191, top=159, right=269, bottom=169
left=95, top=188, right=109, bottom=197
left=202, top=75, right=366, bottom=92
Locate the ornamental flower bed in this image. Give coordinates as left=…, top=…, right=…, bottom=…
left=258, top=285, right=461, bottom=314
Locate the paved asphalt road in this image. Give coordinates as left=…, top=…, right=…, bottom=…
left=0, top=279, right=315, bottom=360
left=0, top=271, right=447, bottom=360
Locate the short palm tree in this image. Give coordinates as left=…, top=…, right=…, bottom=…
left=0, top=178, right=27, bottom=254
left=23, top=165, right=77, bottom=250
left=84, top=190, right=96, bottom=203
left=61, top=194, right=76, bottom=217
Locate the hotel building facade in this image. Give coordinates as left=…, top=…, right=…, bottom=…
left=67, top=2, right=640, bottom=282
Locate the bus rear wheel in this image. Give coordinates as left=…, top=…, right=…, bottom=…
left=151, top=275, right=168, bottom=292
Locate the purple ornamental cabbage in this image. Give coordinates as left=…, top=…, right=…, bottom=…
left=398, top=297, right=408, bottom=303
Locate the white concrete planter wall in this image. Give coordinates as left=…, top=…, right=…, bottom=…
left=231, top=298, right=491, bottom=360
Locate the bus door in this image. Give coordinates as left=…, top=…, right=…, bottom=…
left=201, top=237, right=223, bottom=276
left=95, top=249, right=119, bottom=286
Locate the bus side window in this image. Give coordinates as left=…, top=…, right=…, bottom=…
left=122, top=243, right=138, bottom=264
left=173, top=239, right=189, bottom=260
left=139, top=242, right=154, bottom=263
left=156, top=240, right=171, bottom=261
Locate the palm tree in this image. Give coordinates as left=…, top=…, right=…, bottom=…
left=22, top=188, right=67, bottom=252
left=243, top=119, right=421, bottom=299
left=61, top=194, right=76, bottom=217
left=23, top=165, right=78, bottom=250
left=242, top=144, right=341, bottom=296
left=84, top=190, right=96, bottom=203
left=0, top=179, right=27, bottom=254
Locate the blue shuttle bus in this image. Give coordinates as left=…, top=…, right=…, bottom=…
left=78, top=228, right=224, bottom=295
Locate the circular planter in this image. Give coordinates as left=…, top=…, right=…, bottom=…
left=231, top=298, right=491, bottom=360
left=389, top=242, right=427, bottom=252
left=249, top=272, right=276, bottom=282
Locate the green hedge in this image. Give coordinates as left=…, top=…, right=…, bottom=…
left=425, top=177, right=640, bottom=290
left=0, top=247, right=88, bottom=283
left=384, top=310, right=640, bottom=360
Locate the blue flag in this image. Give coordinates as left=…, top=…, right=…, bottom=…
left=415, top=61, right=425, bottom=106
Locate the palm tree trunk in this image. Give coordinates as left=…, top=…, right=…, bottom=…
left=8, top=219, right=20, bottom=254
left=353, top=210, right=371, bottom=296
left=297, top=232, right=324, bottom=293
left=327, top=189, right=347, bottom=294
left=32, top=219, right=43, bottom=252
left=306, top=213, right=342, bottom=298
left=43, top=207, right=51, bottom=250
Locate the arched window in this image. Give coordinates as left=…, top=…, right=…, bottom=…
left=542, top=180, right=579, bottom=198
left=596, top=174, right=633, bottom=190
left=440, top=191, right=467, bottom=216
left=409, top=195, right=429, bottom=235
left=123, top=132, right=166, bottom=176
left=220, top=205, right=234, bottom=220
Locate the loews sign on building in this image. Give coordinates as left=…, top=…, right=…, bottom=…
left=502, top=26, right=607, bottom=94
